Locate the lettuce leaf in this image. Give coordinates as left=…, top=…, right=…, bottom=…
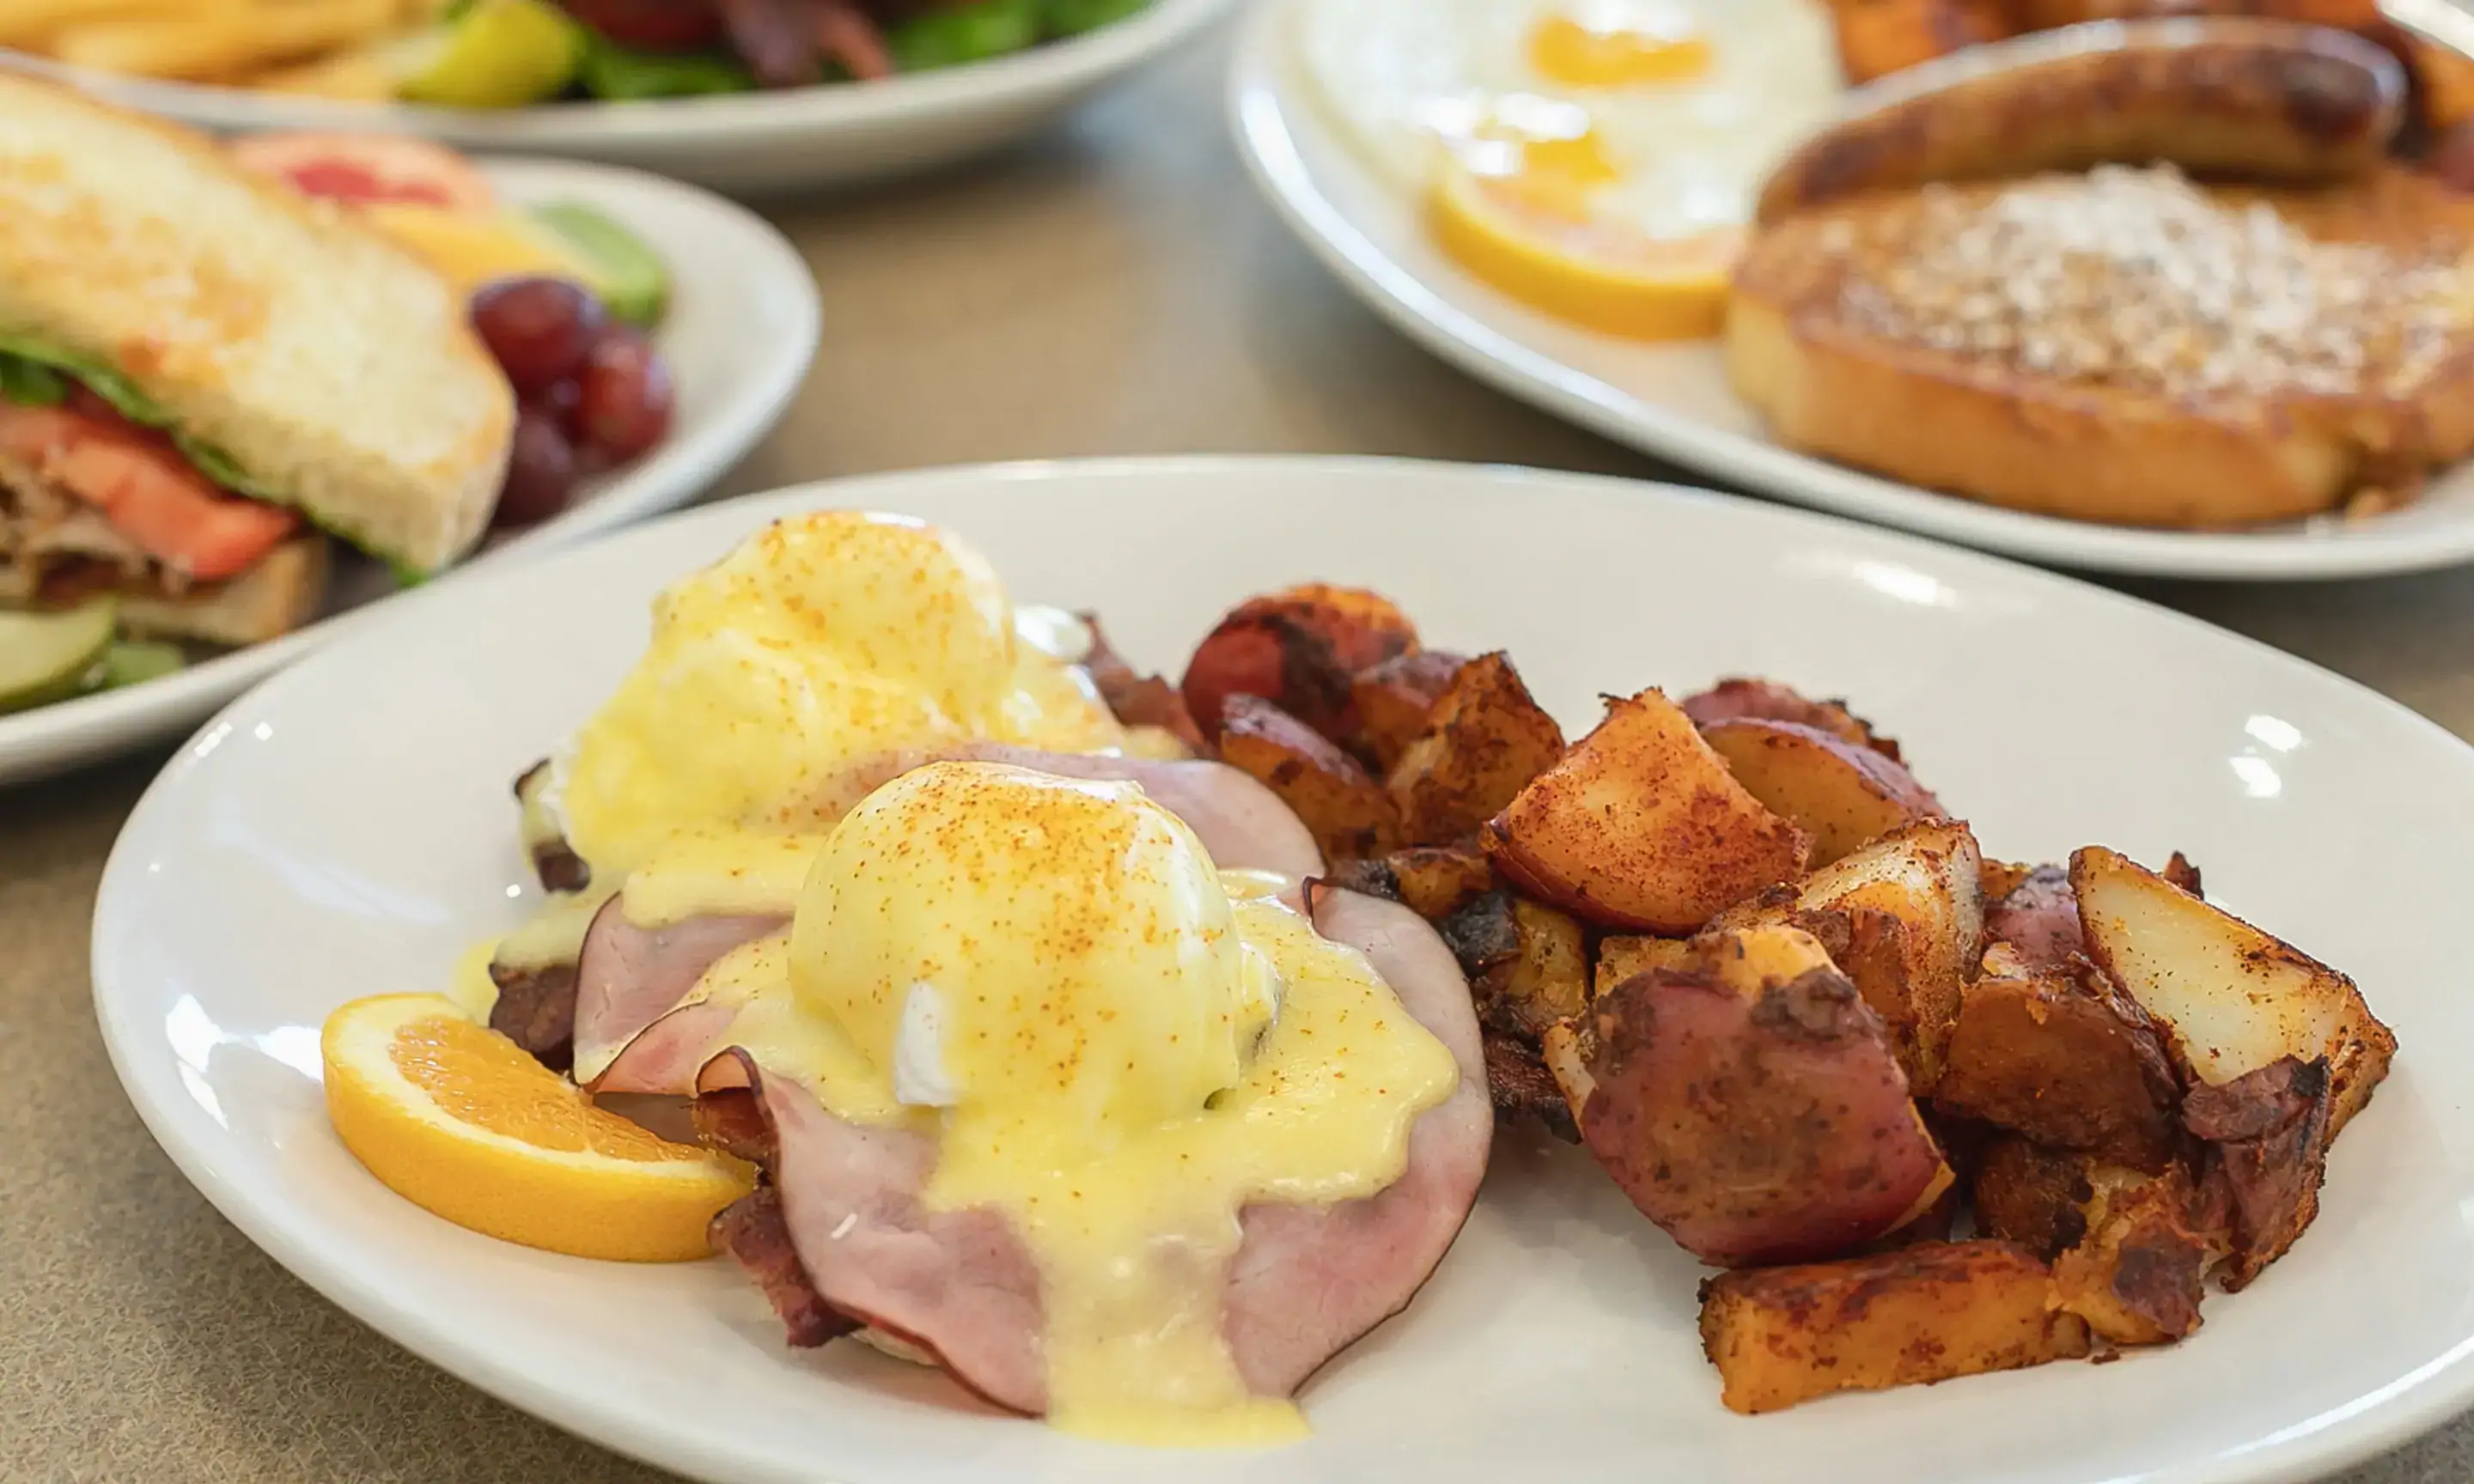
left=0, top=335, right=423, bottom=581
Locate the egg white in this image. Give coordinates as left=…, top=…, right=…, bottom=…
left=1298, top=0, right=1845, bottom=240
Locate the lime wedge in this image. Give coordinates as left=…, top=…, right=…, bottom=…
left=396, top=0, right=585, bottom=109
left=527, top=202, right=670, bottom=327
left=0, top=599, right=117, bottom=715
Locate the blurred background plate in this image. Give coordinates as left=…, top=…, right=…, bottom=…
left=1228, top=0, right=2474, bottom=581
left=0, top=155, right=818, bottom=786
left=2, top=0, right=1231, bottom=195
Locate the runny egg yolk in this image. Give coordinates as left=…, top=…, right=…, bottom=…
left=762, top=761, right=1459, bottom=1444
left=543, top=511, right=1125, bottom=925
left=1528, top=0, right=1713, bottom=89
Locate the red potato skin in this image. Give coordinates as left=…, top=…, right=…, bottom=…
left=1179, top=586, right=1417, bottom=741
left=1578, top=965, right=1948, bottom=1267
left=1680, top=677, right=1905, bottom=762
left=1984, top=865, right=2084, bottom=970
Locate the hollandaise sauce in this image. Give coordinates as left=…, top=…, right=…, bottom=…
left=544, top=510, right=1124, bottom=900
left=771, top=762, right=1459, bottom=1445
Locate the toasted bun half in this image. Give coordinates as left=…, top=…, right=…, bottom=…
left=0, top=76, right=513, bottom=571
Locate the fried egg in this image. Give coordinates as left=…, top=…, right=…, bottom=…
left=1300, top=0, right=1844, bottom=242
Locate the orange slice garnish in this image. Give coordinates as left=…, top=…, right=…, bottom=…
left=1430, top=157, right=1740, bottom=342
left=322, top=994, right=753, bottom=1262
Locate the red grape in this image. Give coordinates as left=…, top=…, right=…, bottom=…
left=525, top=376, right=582, bottom=431
left=561, top=0, right=722, bottom=50
left=471, top=277, right=606, bottom=394
left=573, top=328, right=675, bottom=461
left=493, top=410, right=579, bottom=527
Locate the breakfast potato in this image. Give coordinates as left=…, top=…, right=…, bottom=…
left=1179, top=584, right=1418, bottom=741
left=1932, top=945, right=2183, bottom=1172
left=1484, top=1029, right=1580, bottom=1140
left=1571, top=925, right=1951, bottom=1266
left=515, top=759, right=588, bottom=892
left=1351, top=650, right=1466, bottom=772
left=1971, top=1135, right=2097, bottom=1261
left=2052, top=1166, right=2215, bottom=1346
left=1722, top=819, right=1985, bottom=1092
left=2183, top=1055, right=2334, bottom=1287
left=1593, top=933, right=1695, bottom=1000
left=1699, top=1240, right=2090, bottom=1414
left=1077, top=614, right=1204, bottom=751
left=1436, top=888, right=1522, bottom=985
left=1982, top=864, right=2082, bottom=969
left=2074, top=846, right=2393, bottom=1134
left=1701, top=717, right=1945, bottom=867
left=1486, top=689, right=1811, bottom=934
left=1826, top=0, right=2009, bottom=87
left=1679, top=676, right=1903, bottom=761
left=1978, top=856, right=2038, bottom=902
left=1474, top=897, right=1591, bottom=1041
left=1325, top=843, right=1497, bottom=920
left=1216, top=694, right=1399, bottom=861
left=1386, top=653, right=1566, bottom=847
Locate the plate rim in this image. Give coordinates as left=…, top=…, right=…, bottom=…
left=1221, top=0, right=2474, bottom=584
left=0, top=0, right=1233, bottom=147
left=89, top=452, right=2474, bottom=1484
left=0, top=153, right=820, bottom=786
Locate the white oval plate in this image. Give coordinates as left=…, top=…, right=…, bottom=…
left=3, top=0, right=1228, bottom=196
left=0, top=155, right=818, bottom=787
left=92, top=456, right=2474, bottom=1484
left=1226, top=0, right=2474, bottom=581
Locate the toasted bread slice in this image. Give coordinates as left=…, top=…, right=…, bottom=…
left=1729, top=164, right=2474, bottom=527
left=0, top=76, right=512, bottom=571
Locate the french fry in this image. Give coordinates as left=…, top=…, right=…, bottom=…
left=52, top=0, right=395, bottom=82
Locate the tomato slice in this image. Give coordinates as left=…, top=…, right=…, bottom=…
left=229, top=132, right=497, bottom=216
left=0, top=404, right=296, bottom=582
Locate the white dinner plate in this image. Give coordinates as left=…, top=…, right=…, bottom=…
left=0, top=155, right=818, bottom=788
left=92, top=456, right=2474, bottom=1484
left=3, top=0, right=1229, bottom=196
left=1226, top=0, right=2474, bottom=582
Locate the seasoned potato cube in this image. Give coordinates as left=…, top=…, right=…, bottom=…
left=1388, top=844, right=1496, bottom=919
left=1679, top=676, right=1904, bottom=761
left=1593, top=933, right=1694, bottom=1000
left=1179, top=584, right=1417, bottom=740
left=1722, top=819, right=1984, bottom=1093
left=1932, top=952, right=2181, bottom=1172
left=1484, top=898, right=1591, bottom=1040
left=1699, top=1240, right=2089, bottom=1414
left=2052, top=1167, right=2214, bottom=1346
left=1216, top=694, right=1398, bottom=861
left=2184, top=1055, right=2334, bottom=1287
left=1386, top=652, right=1566, bottom=847
left=1351, top=650, right=1466, bottom=772
left=1573, top=926, right=1950, bottom=1266
left=1971, top=1136, right=2097, bottom=1262
left=2074, top=846, right=2392, bottom=1134
left=1484, top=1029, right=1579, bottom=1141
left=1702, top=717, right=1945, bottom=867
left=1983, top=864, right=2082, bottom=969
left=1486, top=688, right=1810, bottom=933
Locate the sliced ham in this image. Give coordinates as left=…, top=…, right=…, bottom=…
left=571, top=903, right=786, bottom=1085
left=702, top=886, right=1490, bottom=1413
left=583, top=750, right=1326, bottom=1094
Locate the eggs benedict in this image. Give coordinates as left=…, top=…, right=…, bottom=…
left=478, top=510, right=1149, bottom=1067
left=694, top=761, right=1491, bottom=1444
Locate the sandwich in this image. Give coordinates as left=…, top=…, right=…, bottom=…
left=0, top=73, right=513, bottom=672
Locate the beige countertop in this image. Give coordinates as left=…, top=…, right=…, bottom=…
left=7, top=23, right=2474, bottom=1482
